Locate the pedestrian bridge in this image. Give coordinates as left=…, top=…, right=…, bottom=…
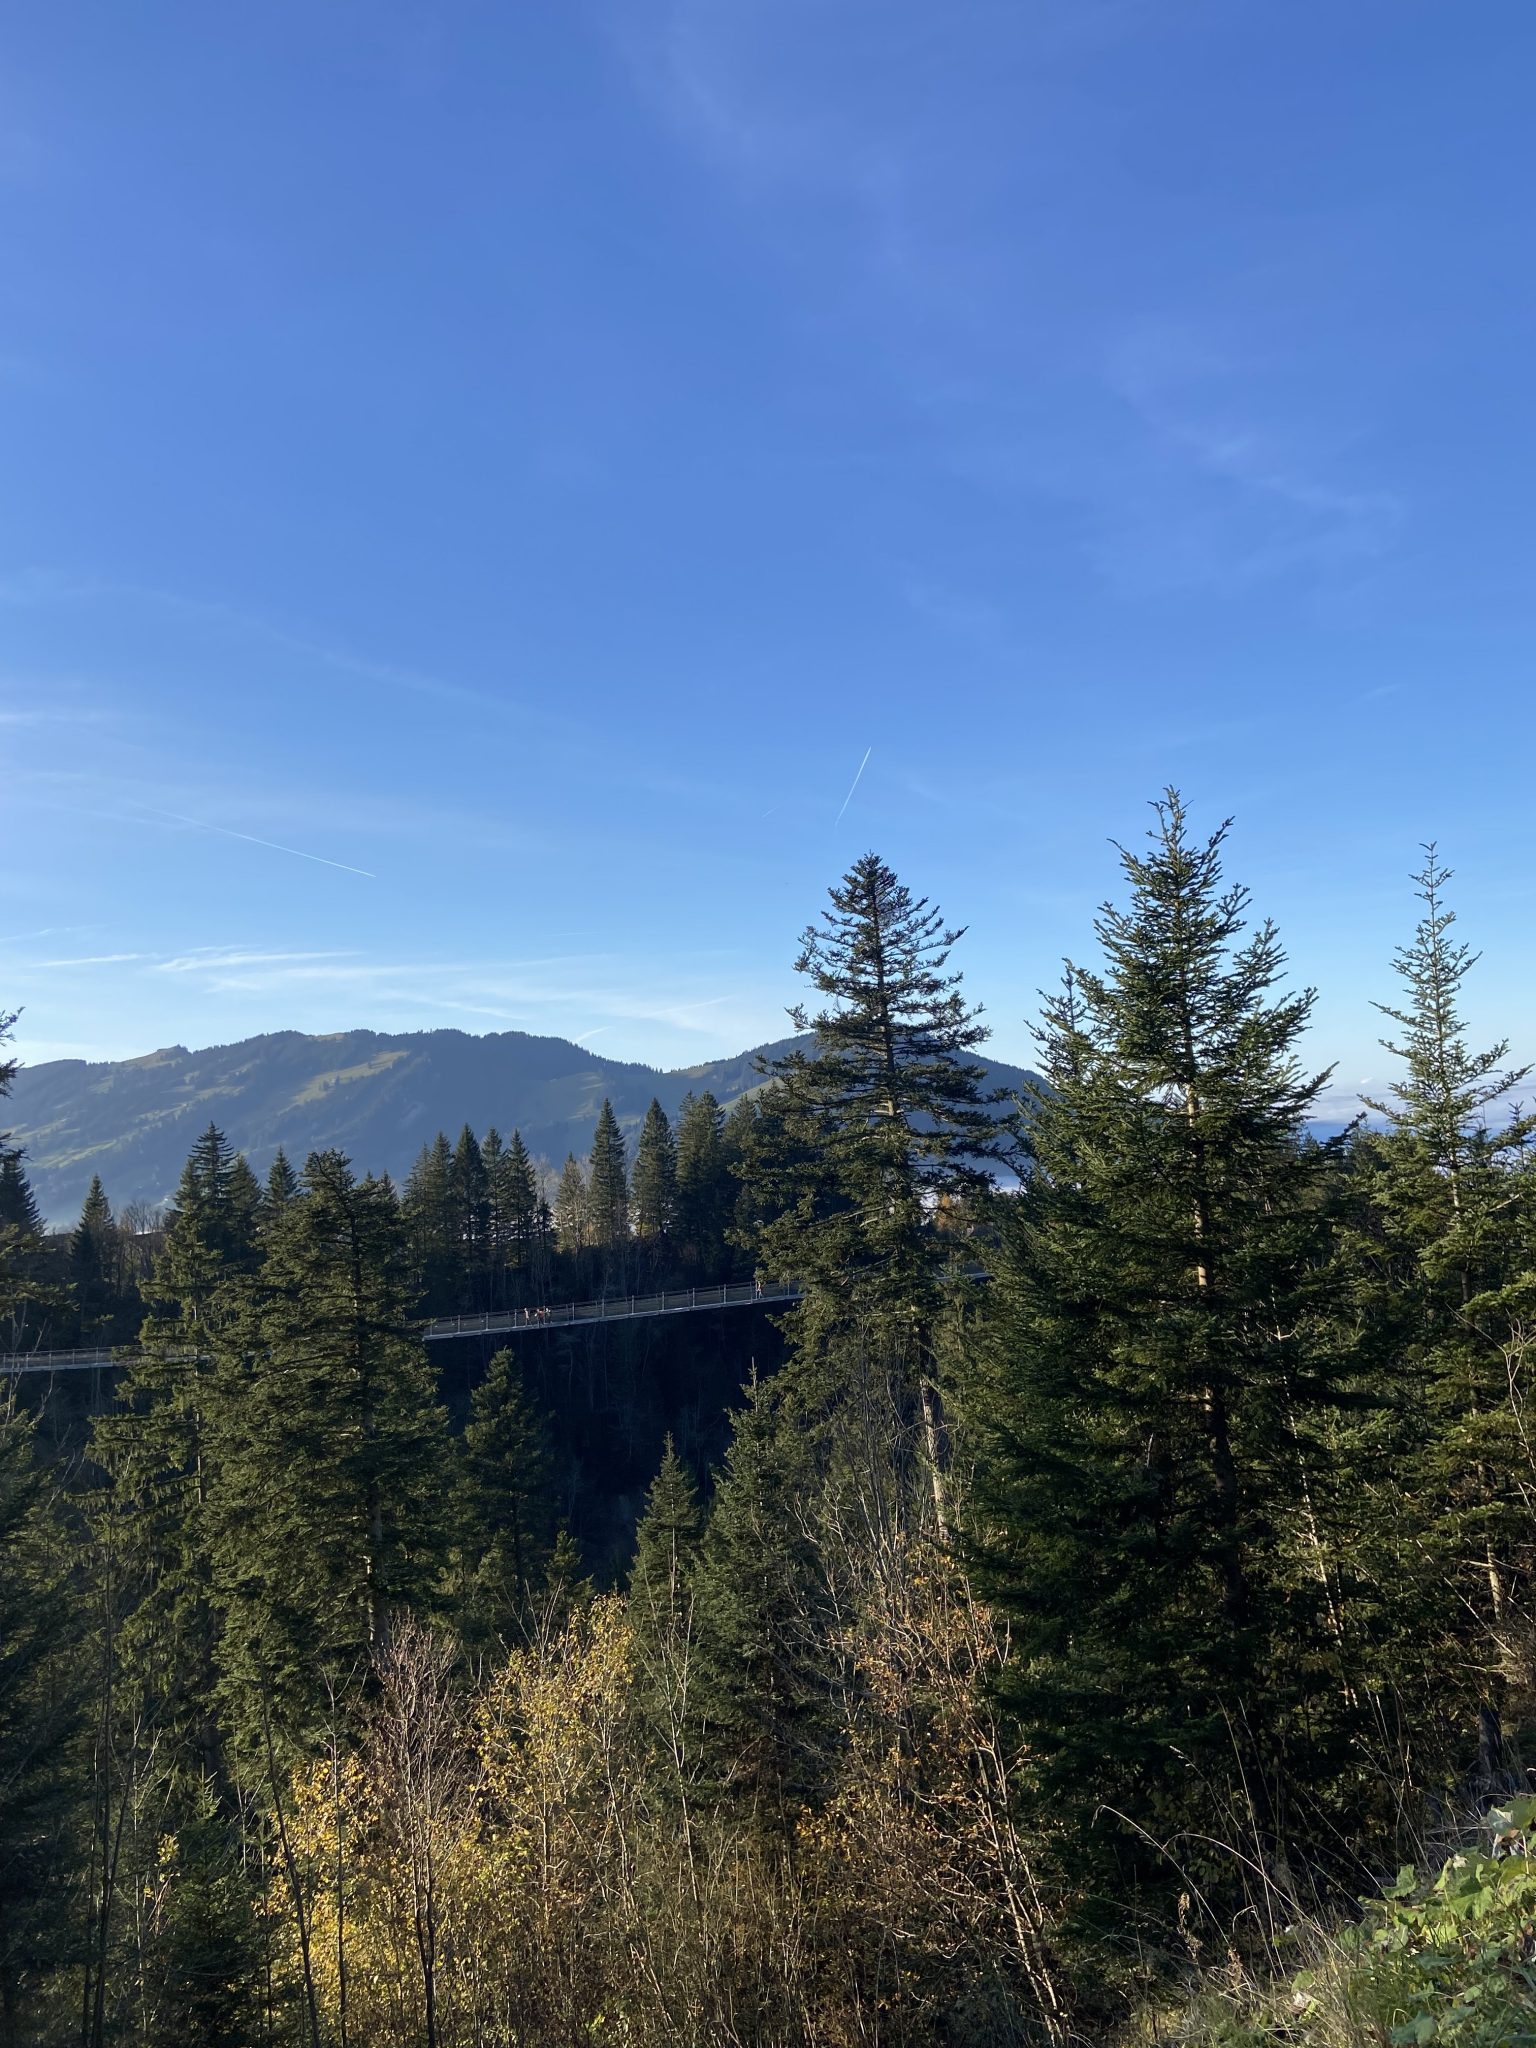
left=0, top=1275, right=807, bottom=1376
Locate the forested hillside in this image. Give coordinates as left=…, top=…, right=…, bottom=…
left=7, top=1025, right=1040, bottom=1227
left=3, top=794, right=1536, bottom=2046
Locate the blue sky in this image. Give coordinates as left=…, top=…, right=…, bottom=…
left=4, top=1, right=1533, bottom=1117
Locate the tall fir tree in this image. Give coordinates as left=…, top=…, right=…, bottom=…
left=209, top=1152, right=452, bottom=1749
left=403, top=1132, right=458, bottom=1311
left=145, top=1772, right=260, bottom=2048
left=91, top=1126, right=262, bottom=1793
left=456, top=1347, right=558, bottom=1645
left=261, top=1148, right=299, bottom=1229
left=553, top=1153, right=589, bottom=1258
left=0, top=1147, right=41, bottom=1236
left=631, top=1098, right=677, bottom=1245
left=498, top=1129, right=541, bottom=1277
left=72, top=1173, right=124, bottom=1342
left=0, top=1011, right=83, bottom=2035
left=227, top=1155, right=262, bottom=1239
left=690, top=1379, right=831, bottom=1826
left=587, top=1099, right=630, bottom=1253
left=0, top=1147, right=52, bottom=1351
left=482, top=1126, right=509, bottom=1297
left=748, top=852, right=997, bottom=1527
left=674, top=1091, right=730, bottom=1272
left=628, top=1437, right=705, bottom=1821
left=0, top=1392, right=82, bottom=2041
left=967, top=793, right=1358, bottom=1933
left=629, top=1434, right=703, bottom=1644
left=1356, top=848, right=1536, bottom=1707
left=451, top=1124, right=490, bottom=1306
left=722, top=1094, right=766, bottom=1277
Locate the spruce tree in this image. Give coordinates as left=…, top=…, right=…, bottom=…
left=674, top=1091, right=729, bottom=1273
left=553, top=1154, right=588, bottom=1257
left=631, top=1099, right=677, bottom=1246
left=0, top=1147, right=52, bottom=1351
left=0, top=1012, right=83, bottom=2026
left=629, top=1434, right=702, bottom=1642
left=0, top=1147, right=41, bottom=1236
left=629, top=1438, right=705, bottom=1821
left=722, top=1094, right=765, bottom=1276
left=587, top=1099, right=630, bottom=1253
left=457, top=1347, right=558, bottom=1645
left=500, top=1130, right=540, bottom=1274
left=482, top=1127, right=509, bottom=1299
left=72, top=1174, right=121, bottom=1340
left=967, top=793, right=1355, bottom=1928
left=227, top=1155, right=263, bottom=1242
left=1358, top=848, right=1536, bottom=1703
left=0, top=1391, right=82, bottom=2031
left=210, top=1152, right=452, bottom=1748
left=147, top=1774, right=259, bottom=2048
left=451, top=1124, right=489, bottom=1306
left=262, top=1147, right=299, bottom=1219
left=403, top=1132, right=457, bottom=1311
left=91, top=1125, right=261, bottom=1788
left=690, top=1380, right=830, bottom=1824
left=749, top=852, right=997, bottom=1526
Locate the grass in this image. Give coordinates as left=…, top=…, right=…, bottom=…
left=1142, top=1800, right=1536, bottom=2047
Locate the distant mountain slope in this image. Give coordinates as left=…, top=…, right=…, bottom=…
left=6, top=1027, right=1040, bottom=1226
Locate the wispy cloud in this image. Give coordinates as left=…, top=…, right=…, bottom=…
left=1092, top=321, right=1407, bottom=592
left=31, top=953, right=149, bottom=968
left=0, top=567, right=555, bottom=726
left=137, top=941, right=774, bottom=1046
left=155, top=948, right=361, bottom=975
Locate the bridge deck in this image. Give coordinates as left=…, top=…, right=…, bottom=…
left=1, top=1276, right=805, bottom=1376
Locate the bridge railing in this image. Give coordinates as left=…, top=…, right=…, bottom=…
left=0, top=1347, right=123, bottom=1373
left=423, top=1276, right=803, bottom=1341
left=0, top=1279, right=806, bottom=1373
left=3, top=1270, right=984, bottom=1375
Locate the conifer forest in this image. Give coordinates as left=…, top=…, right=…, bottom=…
left=7, top=792, right=1536, bottom=2048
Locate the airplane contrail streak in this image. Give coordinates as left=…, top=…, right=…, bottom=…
left=834, top=746, right=872, bottom=826
left=140, top=806, right=376, bottom=879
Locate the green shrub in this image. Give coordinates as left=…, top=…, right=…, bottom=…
left=1323, top=1798, right=1536, bottom=2046
left=1157, top=1803, right=1536, bottom=2048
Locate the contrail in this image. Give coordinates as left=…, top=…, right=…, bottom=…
left=139, top=806, right=376, bottom=879
left=834, top=746, right=872, bottom=826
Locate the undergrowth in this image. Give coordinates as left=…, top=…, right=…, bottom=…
left=1145, top=1799, right=1536, bottom=2048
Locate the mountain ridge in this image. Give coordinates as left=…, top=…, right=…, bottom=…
left=6, top=1025, right=1039, bottom=1226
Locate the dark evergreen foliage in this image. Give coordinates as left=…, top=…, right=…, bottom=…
left=966, top=794, right=1360, bottom=1924
left=586, top=1098, right=629, bottom=1255
left=458, top=1347, right=558, bottom=1645
left=674, top=1091, right=731, bottom=1271
left=0, top=1393, right=82, bottom=2033
left=690, top=1379, right=831, bottom=1822
left=631, top=1098, right=677, bottom=1244
left=629, top=1433, right=701, bottom=1640
left=9, top=803, right=1536, bottom=2038
left=71, top=1174, right=122, bottom=1341
left=209, top=1151, right=452, bottom=1747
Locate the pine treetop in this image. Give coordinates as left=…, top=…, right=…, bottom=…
left=632, top=1098, right=677, bottom=1239
left=783, top=851, right=995, bottom=1149
left=1366, top=844, right=1534, bottom=1179
left=0, top=1148, right=42, bottom=1236
left=587, top=1098, right=630, bottom=1249
left=630, top=1434, right=701, bottom=1608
